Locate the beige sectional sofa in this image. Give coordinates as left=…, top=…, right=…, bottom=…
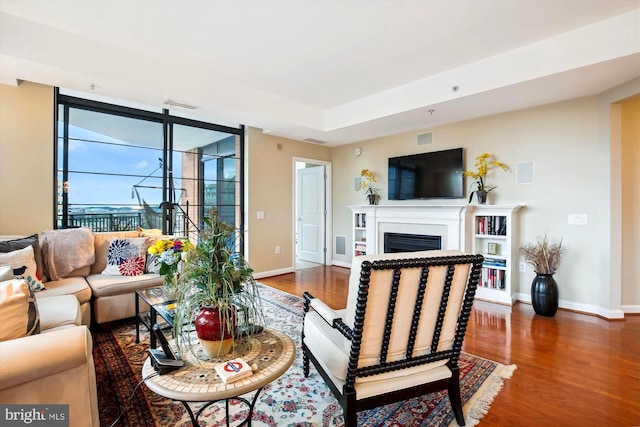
left=1, top=229, right=164, bottom=326
left=0, top=281, right=99, bottom=427
left=83, top=230, right=164, bottom=325
left=0, top=228, right=167, bottom=426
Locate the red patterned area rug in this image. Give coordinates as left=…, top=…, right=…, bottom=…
left=93, top=284, right=515, bottom=427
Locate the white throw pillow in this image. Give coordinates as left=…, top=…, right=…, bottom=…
left=0, top=265, right=12, bottom=281
left=0, top=245, right=46, bottom=291
left=0, top=279, right=40, bottom=342
left=101, top=237, right=147, bottom=276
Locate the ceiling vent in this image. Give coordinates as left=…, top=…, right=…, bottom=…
left=304, top=138, right=328, bottom=144
left=417, top=132, right=433, bottom=145
left=163, top=99, right=198, bottom=110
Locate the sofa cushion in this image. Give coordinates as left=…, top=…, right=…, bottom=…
left=35, top=276, right=92, bottom=305
left=102, top=237, right=148, bottom=276
left=37, top=294, right=82, bottom=330
left=41, top=227, right=95, bottom=281
left=0, top=234, right=48, bottom=282
left=0, top=279, right=40, bottom=341
left=86, top=273, right=162, bottom=298
left=0, top=265, right=12, bottom=281
left=0, top=245, right=46, bottom=291
left=65, top=265, right=92, bottom=278
left=137, top=228, right=163, bottom=238
left=91, top=231, right=140, bottom=274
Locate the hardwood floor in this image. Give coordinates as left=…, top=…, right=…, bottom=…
left=260, top=265, right=640, bottom=426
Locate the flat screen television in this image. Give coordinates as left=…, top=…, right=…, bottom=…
left=388, top=148, right=464, bottom=200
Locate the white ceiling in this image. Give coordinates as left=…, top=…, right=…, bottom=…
left=1, top=0, right=639, bottom=146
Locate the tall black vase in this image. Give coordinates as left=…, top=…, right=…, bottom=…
left=531, top=273, right=558, bottom=317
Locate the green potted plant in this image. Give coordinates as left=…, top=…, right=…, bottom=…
left=520, top=235, right=565, bottom=316
left=461, top=152, right=508, bottom=204
left=173, top=208, right=264, bottom=358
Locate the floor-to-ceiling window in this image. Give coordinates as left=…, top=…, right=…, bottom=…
left=55, top=90, right=244, bottom=249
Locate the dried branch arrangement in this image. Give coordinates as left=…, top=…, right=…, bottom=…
left=520, top=235, right=565, bottom=274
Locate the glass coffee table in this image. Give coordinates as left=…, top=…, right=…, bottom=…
left=135, top=287, right=176, bottom=349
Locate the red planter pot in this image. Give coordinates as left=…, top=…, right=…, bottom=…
left=195, top=305, right=237, bottom=357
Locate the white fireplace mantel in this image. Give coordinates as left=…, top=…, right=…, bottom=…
left=349, top=204, right=471, bottom=254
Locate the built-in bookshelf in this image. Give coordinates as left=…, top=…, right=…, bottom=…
left=470, top=206, right=522, bottom=305
left=353, top=211, right=367, bottom=256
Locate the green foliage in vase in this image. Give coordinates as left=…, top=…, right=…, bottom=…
left=172, top=208, right=265, bottom=358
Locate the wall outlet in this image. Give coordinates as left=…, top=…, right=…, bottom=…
left=519, top=261, right=527, bottom=272
left=568, top=213, right=587, bottom=226
left=275, top=246, right=280, bottom=254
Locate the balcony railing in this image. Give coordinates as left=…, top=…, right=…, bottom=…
left=66, top=210, right=190, bottom=233
left=68, top=212, right=145, bottom=232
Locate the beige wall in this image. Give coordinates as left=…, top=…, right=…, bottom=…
left=621, top=96, right=640, bottom=307
left=1, top=79, right=637, bottom=316
left=331, top=83, right=639, bottom=317
left=0, top=82, right=54, bottom=234
left=245, top=127, right=331, bottom=273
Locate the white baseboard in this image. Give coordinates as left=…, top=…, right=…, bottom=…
left=256, top=269, right=634, bottom=318
left=514, top=292, right=625, bottom=319
left=331, top=260, right=351, bottom=268
left=621, top=305, right=640, bottom=314
left=253, top=267, right=294, bottom=280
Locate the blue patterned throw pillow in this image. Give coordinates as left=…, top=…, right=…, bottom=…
left=102, top=238, right=147, bottom=276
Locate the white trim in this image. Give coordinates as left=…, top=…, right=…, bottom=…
left=621, top=305, right=640, bottom=314
left=292, top=157, right=333, bottom=269
left=254, top=267, right=294, bottom=280
left=331, top=260, right=351, bottom=268
left=514, top=292, right=625, bottom=319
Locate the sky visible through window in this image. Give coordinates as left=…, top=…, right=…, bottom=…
left=63, top=124, right=182, bottom=211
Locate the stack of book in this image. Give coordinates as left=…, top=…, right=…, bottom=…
left=483, top=257, right=507, bottom=268
left=215, top=358, right=253, bottom=383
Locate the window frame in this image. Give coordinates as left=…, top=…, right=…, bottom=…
left=54, top=88, right=246, bottom=252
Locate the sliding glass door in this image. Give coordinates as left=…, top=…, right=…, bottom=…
left=55, top=91, right=244, bottom=246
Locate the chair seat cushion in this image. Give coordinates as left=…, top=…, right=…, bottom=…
left=303, top=310, right=452, bottom=400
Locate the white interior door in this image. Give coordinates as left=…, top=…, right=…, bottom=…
left=296, top=165, right=325, bottom=264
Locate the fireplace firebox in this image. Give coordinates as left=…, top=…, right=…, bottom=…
left=383, top=232, right=442, bottom=253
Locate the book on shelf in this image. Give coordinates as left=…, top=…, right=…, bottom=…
left=476, top=216, right=507, bottom=236
left=483, top=257, right=507, bottom=267
left=481, top=268, right=506, bottom=289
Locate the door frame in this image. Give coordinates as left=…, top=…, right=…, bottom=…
left=292, top=157, right=333, bottom=268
